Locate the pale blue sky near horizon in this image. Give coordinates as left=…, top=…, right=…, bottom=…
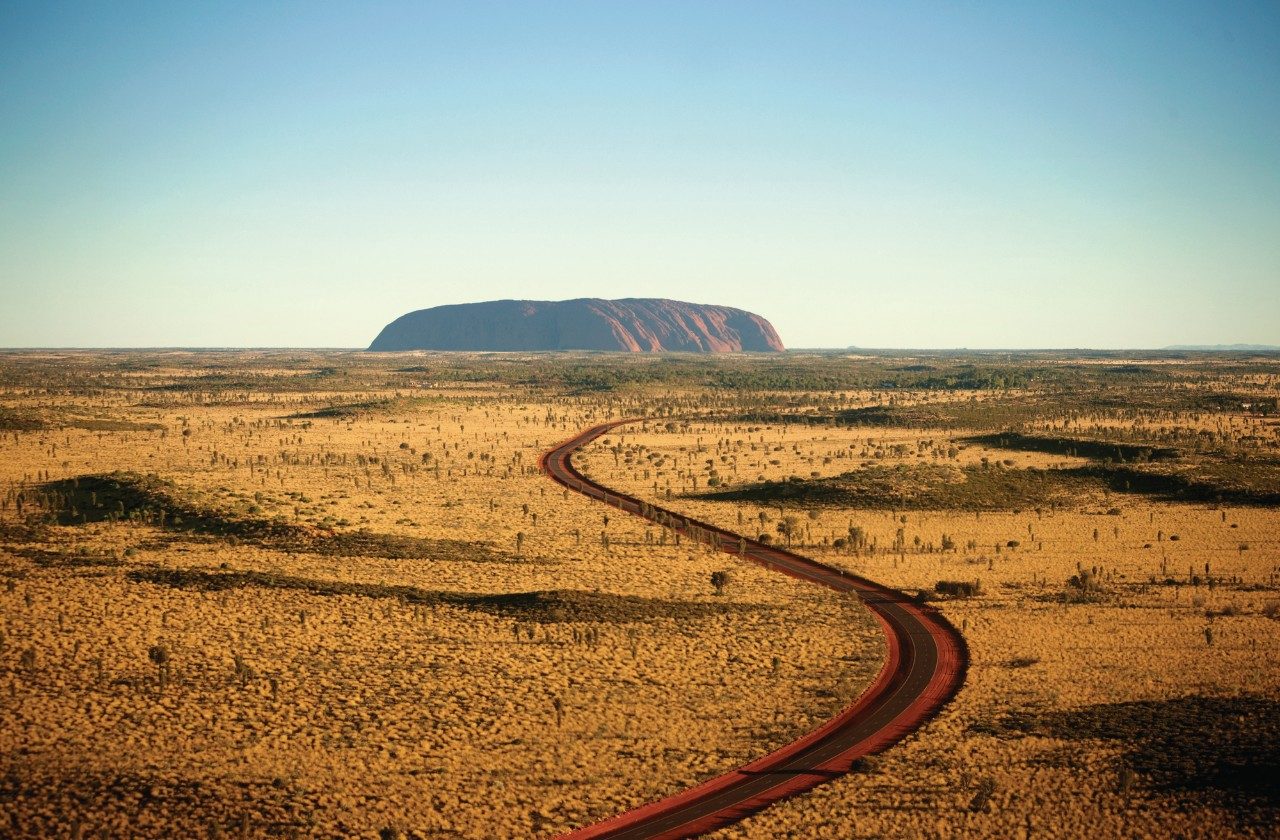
left=1, top=1, right=1277, bottom=349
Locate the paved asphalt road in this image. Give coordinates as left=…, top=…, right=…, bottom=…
left=541, top=419, right=968, bottom=840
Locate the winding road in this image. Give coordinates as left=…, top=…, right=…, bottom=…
left=540, top=419, right=968, bottom=839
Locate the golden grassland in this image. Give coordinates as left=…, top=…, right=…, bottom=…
left=2, top=349, right=1278, bottom=838
left=0, top=354, right=881, bottom=839
left=581, top=410, right=1279, bottom=839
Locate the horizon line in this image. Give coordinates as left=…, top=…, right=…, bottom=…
left=0, top=345, right=1276, bottom=354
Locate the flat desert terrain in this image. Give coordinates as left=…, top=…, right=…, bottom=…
left=2, top=350, right=1277, bottom=838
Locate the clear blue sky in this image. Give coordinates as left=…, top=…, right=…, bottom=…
left=1, top=1, right=1277, bottom=348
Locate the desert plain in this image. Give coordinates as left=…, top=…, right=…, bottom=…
left=1, top=350, right=1277, bottom=838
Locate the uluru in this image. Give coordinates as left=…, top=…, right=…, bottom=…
left=368, top=298, right=785, bottom=352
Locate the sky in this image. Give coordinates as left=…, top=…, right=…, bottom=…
left=1, top=1, right=1277, bottom=349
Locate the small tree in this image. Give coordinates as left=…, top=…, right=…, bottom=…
left=148, top=644, right=170, bottom=692
left=232, top=654, right=254, bottom=688
left=710, top=570, right=730, bottom=596
left=969, top=776, right=997, bottom=812
left=777, top=514, right=801, bottom=546
left=1068, top=569, right=1099, bottom=594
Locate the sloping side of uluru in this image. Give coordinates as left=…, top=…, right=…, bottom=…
left=368, top=298, right=785, bottom=352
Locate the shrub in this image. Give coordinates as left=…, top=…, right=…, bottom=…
left=1063, top=569, right=1108, bottom=603
left=853, top=755, right=882, bottom=774
left=1068, top=569, right=1100, bottom=593
left=935, top=580, right=981, bottom=598
left=969, top=776, right=997, bottom=812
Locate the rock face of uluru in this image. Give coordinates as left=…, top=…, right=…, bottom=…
left=368, top=299, right=785, bottom=352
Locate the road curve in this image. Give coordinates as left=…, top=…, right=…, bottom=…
left=540, top=419, right=968, bottom=840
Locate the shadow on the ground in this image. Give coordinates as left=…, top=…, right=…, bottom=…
left=694, top=462, right=1280, bottom=509
left=29, top=474, right=505, bottom=562
left=961, top=432, right=1180, bottom=463
left=127, top=566, right=764, bottom=624
left=997, top=696, right=1280, bottom=809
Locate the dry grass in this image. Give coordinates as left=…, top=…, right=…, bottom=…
left=0, top=351, right=883, bottom=838
left=2, top=350, right=1277, bottom=838
left=579, top=400, right=1279, bottom=839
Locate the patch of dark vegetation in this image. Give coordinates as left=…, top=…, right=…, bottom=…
left=993, top=696, right=1280, bottom=818
left=964, top=432, right=1180, bottom=463
left=480, top=355, right=1086, bottom=393
left=149, top=374, right=280, bottom=393
left=460, top=589, right=759, bottom=623
left=3, top=348, right=1271, bottom=408
left=696, top=463, right=1097, bottom=511
left=0, top=406, right=45, bottom=430
left=829, top=392, right=1203, bottom=430
left=1195, top=393, right=1279, bottom=415
left=126, top=568, right=752, bottom=623
left=935, top=580, right=982, bottom=597
left=286, top=400, right=397, bottom=419
left=697, top=459, right=1280, bottom=511
left=69, top=418, right=166, bottom=432
left=0, top=407, right=161, bottom=432
left=9, top=547, right=125, bottom=569
left=0, top=519, right=45, bottom=542
left=30, top=474, right=504, bottom=562
left=33, top=473, right=292, bottom=537
left=810, top=389, right=1272, bottom=432
left=0, top=769, right=313, bottom=839
left=285, top=396, right=440, bottom=420
left=833, top=400, right=1060, bottom=430
left=719, top=410, right=837, bottom=427
left=311, top=530, right=499, bottom=563
left=1074, top=464, right=1280, bottom=508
